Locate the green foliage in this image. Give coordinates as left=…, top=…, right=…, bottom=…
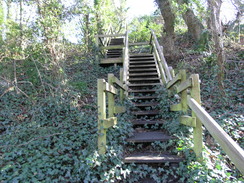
left=129, top=15, right=162, bottom=42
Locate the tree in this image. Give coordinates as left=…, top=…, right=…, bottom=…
left=155, top=0, right=176, bottom=60
left=35, top=0, right=64, bottom=78
left=176, top=0, right=204, bottom=41
left=207, top=0, right=226, bottom=96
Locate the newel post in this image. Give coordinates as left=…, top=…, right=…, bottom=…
left=97, top=79, right=107, bottom=154
left=180, top=70, right=187, bottom=112
left=191, top=74, right=203, bottom=161
left=108, top=74, right=115, bottom=117
left=120, top=68, right=125, bottom=101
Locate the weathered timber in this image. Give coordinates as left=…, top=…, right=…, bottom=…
left=124, top=152, right=183, bottom=163
left=187, top=96, right=244, bottom=174
left=100, top=58, right=123, bottom=64
left=127, top=131, right=174, bottom=143
left=97, top=79, right=107, bottom=154
left=190, top=74, right=203, bottom=161
left=180, top=115, right=196, bottom=127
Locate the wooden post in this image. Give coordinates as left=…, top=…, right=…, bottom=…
left=120, top=69, right=125, bottom=101
left=191, top=74, right=203, bottom=161
left=97, top=79, right=107, bottom=154
left=180, top=70, right=187, bottom=113
left=108, top=74, right=115, bottom=117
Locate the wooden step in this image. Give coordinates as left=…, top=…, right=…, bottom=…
left=129, top=68, right=157, bottom=72
left=130, top=61, right=155, bottom=65
left=131, top=119, right=165, bottom=125
left=133, top=102, right=160, bottom=107
left=130, top=54, right=153, bottom=58
left=128, top=73, right=159, bottom=77
left=130, top=57, right=154, bottom=61
left=124, top=152, right=183, bottom=163
left=128, top=83, right=161, bottom=87
left=129, top=65, right=156, bottom=68
left=129, top=89, right=157, bottom=93
left=132, top=110, right=160, bottom=116
left=132, top=96, right=158, bottom=100
left=126, top=131, right=174, bottom=143
left=129, top=78, right=160, bottom=81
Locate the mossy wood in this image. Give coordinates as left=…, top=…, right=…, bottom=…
left=97, top=74, right=127, bottom=154
left=96, top=28, right=244, bottom=175
left=187, top=96, right=244, bottom=174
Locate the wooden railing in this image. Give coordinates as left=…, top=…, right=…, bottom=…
left=97, top=70, right=128, bottom=154
left=123, top=31, right=129, bottom=85
left=150, top=30, right=244, bottom=175
left=96, top=32, right=126, bottom=58
left=150, top=29, right=172, bottom=83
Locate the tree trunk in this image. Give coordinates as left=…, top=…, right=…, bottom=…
left=177, top=0, right=204, bottom=41
left=155, top=0, right=176, bottom=60
left=208, top=0, right=226, bottom=96
left=19, top=0, right=24, bottom=52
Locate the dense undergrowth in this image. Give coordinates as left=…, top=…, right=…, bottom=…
left=0, top=39, right=243, bottom=182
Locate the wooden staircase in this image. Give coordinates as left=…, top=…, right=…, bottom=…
left=100, top=38, right=124, bottom=64
left=124, top=54, right=183, bottom=164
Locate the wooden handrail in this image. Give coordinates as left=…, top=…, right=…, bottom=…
left=168, top=69, right=244, bottom=174
left=187, top=96, right=244, bottom=174
left=123, top=31, right=129, bottom=85
left=150, top=29, right=172, bottom=82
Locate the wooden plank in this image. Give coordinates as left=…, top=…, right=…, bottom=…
left=114, top=77, right=128, bottom=91
left=97, top=79, right=107, bottom=154
left=102, top=45, right=124, bottom=50
left=97, top=33, right=125, bottom=38
left=120, top=68, right=125, bottom=101
left=170, top=103, right=182, bottom=111
left=126, top=131, right=175, bottom=142
left=187, top=96, right=244, bottom=174
left=180, top=115, right=196, bottom=127
left=124, top=152, right=183, bottom=163
left=190, top=74, right=203, bottom=161
left=180, top=70, right=188, bottom=113
left=103, top=82, right=118, bottom=95
left=129, top=42, right=150, bottom=46
left=151, top=29, right=172, bottom=81
left=103, top=117, right=117, bottom=129
left=114, top=106, right=126, bottom=113
left=177, top=77, right=192, bottom=93
left=123, top=31, right=129, bottom=85
left=153, top=47, right=167, bottom=84
left=166, top=73, right=181, bottom=89
left=108, top=74, right=115, bottom=117
left=100, top=58, right=123, bottom=64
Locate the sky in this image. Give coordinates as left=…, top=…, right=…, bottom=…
left=126, top=0, right=157, bottom=21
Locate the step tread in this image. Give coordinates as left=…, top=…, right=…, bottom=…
left=129, top=68, right=157, bottom=72
left=128, top=73, right=159, bottom=77
left=132, top=110, right=160, bottom=116
left=133, top=102, right=160, bottom=107
left=130, top=54, right=153, bottom=57
left=129, top=78, right=160, bottom=81
left=132, top=96, right=158, bottom=100
left=129, top=89, right=157, bottom=93
left=130, top=57, right=154, bottom=61
left=129, top=64, right=156, bottom=68
left=127, top=131, right=174, bottom=142
left=130, top=61, right=155, bottom=64
left=128, top=83, right=161, bottom=87
left=131, top=119, right=165, bottom=125
left=124, top=152, right=183, bottom=163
